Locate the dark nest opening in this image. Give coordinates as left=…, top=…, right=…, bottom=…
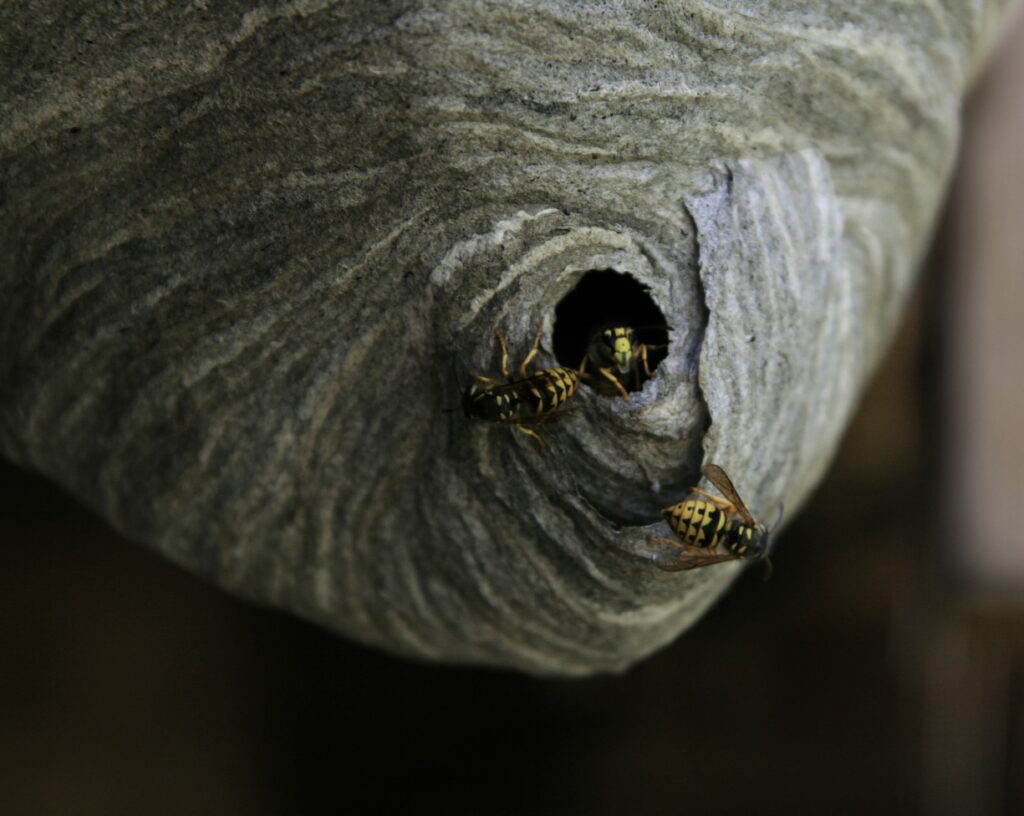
left=552, top=270, right=671, bottom=394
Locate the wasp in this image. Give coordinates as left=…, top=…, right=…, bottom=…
left=579, top=324, right=659, bottom=400
left=648, top=464, right=779, bottom=573
left=462, top=318, right=579, bottom=454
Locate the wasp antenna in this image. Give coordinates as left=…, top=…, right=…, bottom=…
left=632, top=323, right=674, bottom=332
left=771, top=502, right=785, bottom=532
left=448, top=354, right=469, bottom=392
left=759, top=504, right=785, bottom=581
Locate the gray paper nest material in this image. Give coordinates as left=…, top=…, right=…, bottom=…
left=0, top=1, right=1014, bottom=674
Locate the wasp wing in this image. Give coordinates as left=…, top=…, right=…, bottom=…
left=702, top=464, right=757, bottom=526
left=648, top=539, right=741, bottom=572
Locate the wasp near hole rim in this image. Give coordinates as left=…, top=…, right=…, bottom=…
left=648, top=464, right=779, bottom=573
left=461, top=317, right=579, bottom=454
left=579, top=324, right=660, bottom=400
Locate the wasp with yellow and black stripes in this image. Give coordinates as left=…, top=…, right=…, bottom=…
left=579, top=324, right=658, bottom=400
left=462, top=318, right=579, bottom=454
left=648, top=464, right=779, bottom=573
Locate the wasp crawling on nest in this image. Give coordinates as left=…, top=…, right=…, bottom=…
left=648, top=464, right=782, bottom=574
left=461, top=318, right=579, bottom=454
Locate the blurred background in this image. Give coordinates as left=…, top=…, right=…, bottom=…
left=2, top=11, right=1023, bottom=816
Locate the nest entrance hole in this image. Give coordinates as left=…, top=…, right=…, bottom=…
left=552, top=270, right=670, bottom=392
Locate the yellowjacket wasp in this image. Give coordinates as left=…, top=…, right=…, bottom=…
left=649, top=464, right=780, bottom=573
left=462, top=318, right=579, bottom=454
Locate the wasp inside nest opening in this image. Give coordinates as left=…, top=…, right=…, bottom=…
left=552, top=270, right=671, bottom=399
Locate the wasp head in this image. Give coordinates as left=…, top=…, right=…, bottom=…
left=743, top=522, right=771, bottom=560
left=462, top=383, right=487, bottom=418
left=462, top=383, right=515, bottom=422
left=591, top=326, right=637, bottom=374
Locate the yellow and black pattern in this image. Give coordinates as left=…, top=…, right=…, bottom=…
left=649, top=464, right=776, bottom=571
left=464, top=366, right=579, bottom=423
left=525, top=366, right=578, bottom=416
left=665, top=499, right=728, bottom=549
left=605, top=327, right=637, bottom=371
left=663, top=497, right=763, bottom=558
left=460, top=319, right=580, bottom=454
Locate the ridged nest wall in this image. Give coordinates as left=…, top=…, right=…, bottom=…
left=0, top=1, right=1014, bottom=673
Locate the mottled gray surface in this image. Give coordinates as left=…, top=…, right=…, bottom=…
left=0, top=1, right=1014, bottom=673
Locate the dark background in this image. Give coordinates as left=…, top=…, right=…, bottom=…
left=3, top=14, right=1023, bottom=816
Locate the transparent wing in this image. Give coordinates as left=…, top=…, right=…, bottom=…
left=702, top=464, right=757, bottom=526
left=648, top=538, right=740, bottom=572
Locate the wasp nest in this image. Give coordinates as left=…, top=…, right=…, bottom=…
left=0, top=1, right=1014, bottom=674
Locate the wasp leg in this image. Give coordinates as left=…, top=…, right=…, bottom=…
left=630, top=362, right=643, bottom=391
left=494, top=328, right=512, bottom=381
left=689, top=487, right=736, bottom=511
left=514, top=425, right=546, bottom=455
left=639, top=343, right=654, bottom=378
left=469, top=371, right=497, bottom=385
left=598, top=367, right=631, bottom=400
left=578, top=353, right=590, bottom=376
left=517, top=317, right=545, bottom=379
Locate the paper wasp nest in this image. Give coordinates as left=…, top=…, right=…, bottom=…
left=0, top=1, right=1013, bottom=674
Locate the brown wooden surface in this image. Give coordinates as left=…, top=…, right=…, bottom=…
left=944, top=5, right=1024, bottom=594
left=917, top=8, right=1024, bottom=815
